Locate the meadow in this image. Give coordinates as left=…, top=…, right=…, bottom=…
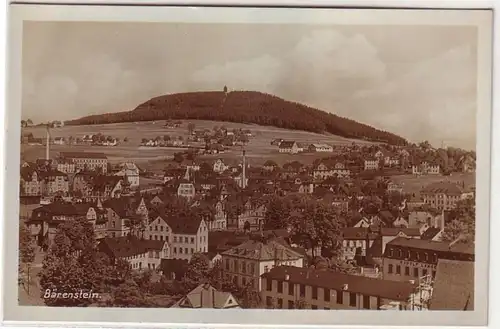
left=21, top=120, right=377, bottom=172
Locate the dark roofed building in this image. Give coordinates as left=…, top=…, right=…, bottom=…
left=429, top=260, right=474, bottom=311
left=261, top=266, right=416, bottom=310
left=382, top=237, right=474, bottom=283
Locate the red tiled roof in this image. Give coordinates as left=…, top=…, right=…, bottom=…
left=262, top=266, right=415, bottom=301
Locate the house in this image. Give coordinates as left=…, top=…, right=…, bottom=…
left=59, top=152, right=108, bottom=173
left=75, top=175, right=123, bottom=201
left=53, top=137, right=65, bottom=145
left=412, top=161, right=440, bottom=175
left=56, top=160, right=76, bottom=174
left=177, top=182, right=196, bottom=199
left=237, top=199, right=267, bottom=231
left=147, top=209, right=209, bottom=262
left=208, top=201, right=227, bottom=231
left=20, top=166, right=43, bottom=196
left=429, top=260, right=474, bottom=310
left=309, top=144, right=333, bottom=153
left=102, top=139, right=118, bottom=146
left=278, top=141, right=300, bottom=154
left=98, top=235, right=169, bottom=271
left=341, top=227, right=378, bottom=263
left=387, top=182, right=403, bottom=194
left=213, top=159, right=228, bottom=174
left=420, top=182, right=465, bottom=210
left=379, top=227, right=421, bottom=255
left=114, top=162, right=140, bottom=188
left=313, top=162, right=350, bottom=180
left=40, top=170, right=70, bottom=196
left=261, top=266, right=417, bottom=310
left=221, top=237, right=304, bottom=290
left=420, top=227, right=443, bottom=241
left=364, top=159, right=379, bottom=171
left=171, top=283, right=240, bottom=309
left=26, top=203, right=100, bottom=247
left=382, top=237, right=474, bottom=283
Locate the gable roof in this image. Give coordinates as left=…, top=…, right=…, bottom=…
left=172, top=283, right=239, bottom=309
left=279, top=141, right=296, bottom=149
left=221, top=238, right=303, bottom=261
left=99, top=236, right=164, bottom=258
left=261, top=266, right=416, bottom=302
left=420, top=227, right=442, bottom=240
left=429, top=260, right=474, bottom=310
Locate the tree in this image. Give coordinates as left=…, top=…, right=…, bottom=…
left=19, top=225, right=35, bottom=292
left=182, top=253, right=210, bottom=291
left=264, top=195, right=291, bottom=230
left=441, top=197, right=475, bottom=243
left=187, top=123, right=196, bottom=135
left=106, top=279, right=149, bottom=307
left=173, top=152, right=184, bottom=163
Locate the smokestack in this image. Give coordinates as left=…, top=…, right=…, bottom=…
left=45, top=125, right=50, bottom=161
left=242, top=149, right=246, bottom=189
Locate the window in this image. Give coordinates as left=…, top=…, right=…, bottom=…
left=179, top=248, right=182, bottom=254
left=184, top=248, right=188, bottom=253
left=289, top=283, right=294, bottom=296
left=312, top=286, right=318, bottom=300
left=278, top=298, right=283, bottom=309
left=191, top=237, right=195, bottom=243
left=422, top=269, right=428, bottom=276
left=190, top=248, right=194, bottom=254
left=432, top=270, right=436, bottom=278
left=225, top=260, right=229, bottom=270
left=424, top=253, right=429, bottom=261
left=174, top=247, right=177, bottom=253
left=349, top=292, right=357, bottom=307
left=363, top=295, right=370, bottom=309
left=155, top=226, right=158, bottom=231
left=396, top=265, right=401, bottom=275
left=277, top=281, right=283, bottom=293
left=405, top=266, right=410, bottom=276
left=335, top=290, right=342, bottom=304
left=300, top=284, right=305, bottom=297
left=160, top=226, right=163, bottom=231
left=149, top=235, right=152, bottom=240
left=389, top=249, right=393, bottom=257
left=311, top=305, right=318, bottom=310
left=166, top=236, right=169, bottom=242
left=388, top=264, right=393, bottom=274
left=241, top=261, right=246, bottom=274
left=264, top=266, right=269, bottom=273
left=266, top=296, right=273, bottom=307
left=266, top=279, right=272, bottom=291
left=413, top=267, right=419, bottom=278
left=288, top=301, right=294, bottom=309
left=174, top=236, right=177, bottom=243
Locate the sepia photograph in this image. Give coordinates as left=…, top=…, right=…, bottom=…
left=3, top=3, right=494, bottom=327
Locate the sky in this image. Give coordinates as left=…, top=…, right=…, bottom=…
left=22, top=22, right=478, bottom=150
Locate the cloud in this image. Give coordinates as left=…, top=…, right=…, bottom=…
left=191, top=29, right=387, bottom=100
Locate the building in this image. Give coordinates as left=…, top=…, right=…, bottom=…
left=364, top=158, right=380, bottom=171
left=237, top=199, right=267, bottom=231
left=278, top=141, right=300, bottom=154
left=387, top=182, right=403, bottom=194
left=313, top=162, right=350, bottom=180
left=420, top=182, right=465, bottom=211
left=114, top=162, right=140, bottom=188
left=213, top=159, right=228, bottom=174
left=412, top=161, right=440, bottom=175
left=56, top=160, right=76, bottom=174
left=382, top=237, right=474, bottom=283
left=221, top=237, right=304, bottom=291
left=379, top=228, right=421, bottom=255
left=171, top=283, right=240, bottom=309
left=341, top=227, right=378, bottom=263
left=98, top=236, right=169, bottom=271
left=53, top=137, right=65, bottom=145
left=147, top=211, right=209, bottom=262
left=309, top=144, right=333, bottom=153
left=20, top=166, right=43, bottom=196
left=60, top=152, right=108, bottom=173
left=177, top=182, right=196, bottom=199
left=429, top=259, right=474, bottom=310
left=261, top=266, right=417, bottom=310
left=40, top=171, right=69, bottom=196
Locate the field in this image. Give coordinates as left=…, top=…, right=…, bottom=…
left=21, top=120, right=377, bottom=173
left=391, top=172, right=475, bottom=195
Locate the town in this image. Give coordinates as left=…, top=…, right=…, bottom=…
left=18, top=120, right=476, bottom=310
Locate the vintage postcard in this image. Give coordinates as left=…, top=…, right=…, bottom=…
left=2, top=3, right=493, bottom=327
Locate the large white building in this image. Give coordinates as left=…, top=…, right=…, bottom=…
left=221, top=238, right=305, bottom=291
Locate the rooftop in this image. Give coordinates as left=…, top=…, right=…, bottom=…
left=60, top=151, right=108, bottom=159
left=386, top=237, right=474, bottom=255
left=429, top=260, right=474, bottom=311
left=262, top=266, right=416, bottom=302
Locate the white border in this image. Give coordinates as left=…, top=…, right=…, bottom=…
left=1, top=2, right=495, bottom=328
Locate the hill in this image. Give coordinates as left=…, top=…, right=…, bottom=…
left=65, top=90, right=407, bottom=145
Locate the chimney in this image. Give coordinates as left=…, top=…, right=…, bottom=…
left=242, top=150, right=247, bottom=189
left=45, top=125, right=50, bottom=161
